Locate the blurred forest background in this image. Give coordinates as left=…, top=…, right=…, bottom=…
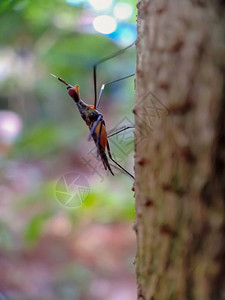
left=0, top=0, right=137, bottom=299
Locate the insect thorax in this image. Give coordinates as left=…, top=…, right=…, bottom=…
left=76, top=99, right=101, bottom=126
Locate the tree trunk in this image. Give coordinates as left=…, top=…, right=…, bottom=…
left=134, top=1, right=225, bottom=299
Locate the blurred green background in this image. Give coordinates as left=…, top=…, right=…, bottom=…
left=0, top=0, right=136, bottom=299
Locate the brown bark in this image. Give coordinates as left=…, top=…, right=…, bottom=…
left=134, top=1, right=225, bottom=299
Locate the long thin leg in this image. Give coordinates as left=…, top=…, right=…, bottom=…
left=107, top=126, right=134, bottom=138
left=96, top=73, right=135, bottom=109
left=88, top=115, right=103, bottom=141
left=107, top=141, right=135, bottom=180
left=93, top=41, right=135, bottom=109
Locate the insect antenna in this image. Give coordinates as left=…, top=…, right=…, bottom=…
left=51, top=73, right=69, bottom=86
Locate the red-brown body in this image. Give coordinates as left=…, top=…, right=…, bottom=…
left=67, top=84, right=114, bottom=175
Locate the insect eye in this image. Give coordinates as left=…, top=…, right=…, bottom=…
left=68, top=87, right=75, bottom=97
left=68, top=87, right=79, bottom=102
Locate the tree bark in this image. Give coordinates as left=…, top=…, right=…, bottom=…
left=134, top=1, right=225, bottom=299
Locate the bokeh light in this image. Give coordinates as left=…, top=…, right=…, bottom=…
left=108, top=23, right=136, bottom=46
left=93, top=15, right=117, bottom=34
left=66, top=0, right=85, bottom=5
left=113, top=2, right=133, bottom=20
left=88, top=0, right=112, bottom=11
left=0, top=111, right=23, bottom=144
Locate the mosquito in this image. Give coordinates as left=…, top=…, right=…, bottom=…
left=51, top=42, right=135, bottom=180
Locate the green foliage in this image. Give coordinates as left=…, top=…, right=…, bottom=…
left=0, top=0, right=136, bottom=248
left=13, top=121, right=82, bottom=159
left=24, top=211, right=52, bottom=243
left=0, top=2, right=136, bottom=299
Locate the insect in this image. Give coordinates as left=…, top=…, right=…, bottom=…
left=51, top=42, right=135, bottom=180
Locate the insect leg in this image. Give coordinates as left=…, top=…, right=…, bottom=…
left=107, top=126, right=134, bottom=138
left=93, top=41, right=135, bottom=109
left=107, top=141, right=135, bottom=180
left=96, top=73, right=135, bottom=109
left=88, top=115, right=103, bottom=141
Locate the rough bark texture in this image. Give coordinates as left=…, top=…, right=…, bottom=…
left=134, top=1, right=225, bottom=299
